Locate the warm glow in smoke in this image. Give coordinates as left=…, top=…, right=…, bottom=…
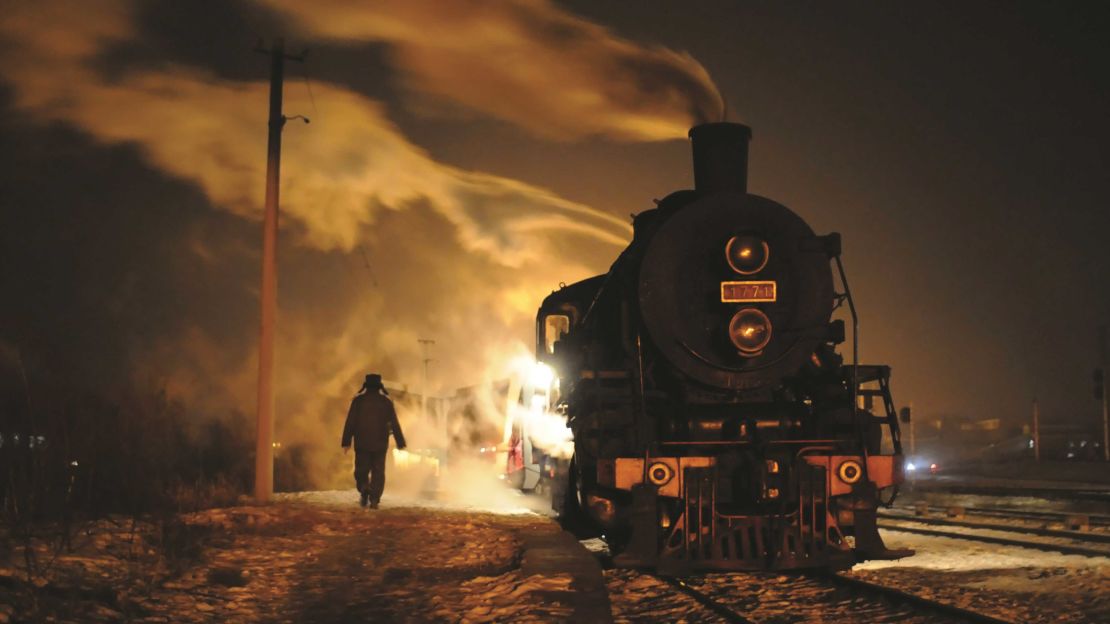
left=0, top=0, right=719, bottom=491
left=516, top=402, right=575, bottom=460
left=507, top=356, right=573, bottom=459
left=263, top=0, right=725, bottom=140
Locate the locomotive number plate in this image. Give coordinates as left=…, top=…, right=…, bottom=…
left=721, top=281, right=777, bottom=303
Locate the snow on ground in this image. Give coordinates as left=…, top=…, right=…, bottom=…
left=277, top=488, right=545, bottom=516
left=848, top=528, right=1110, bottom=623
left=860, top=527, right=1110, bottom=570
left=1, top=491, right=576, bottom=622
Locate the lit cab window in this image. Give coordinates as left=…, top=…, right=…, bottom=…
left=544, top=314, right=570, bottom=354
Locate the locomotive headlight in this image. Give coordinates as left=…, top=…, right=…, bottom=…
left=728, top=308, right=772, bottom=355
left=726, top=235, right=769, bottom=275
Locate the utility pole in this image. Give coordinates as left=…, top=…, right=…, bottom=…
left=254, top=38, right=306, bottom=503
left=1032, top=398, right=1041, bottom=463
left=418, top=339, right=436, bottom=423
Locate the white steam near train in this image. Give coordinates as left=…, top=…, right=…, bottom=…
left=502, top=359, right=572, bottom=493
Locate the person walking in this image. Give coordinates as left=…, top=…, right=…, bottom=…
left=341, top=374, right=406, bottom=508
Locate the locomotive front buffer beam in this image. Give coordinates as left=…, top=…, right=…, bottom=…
left=600, top=453, right=912, bottom=573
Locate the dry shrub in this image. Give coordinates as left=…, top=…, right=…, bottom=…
left=2, top=382, right=253, bottom=588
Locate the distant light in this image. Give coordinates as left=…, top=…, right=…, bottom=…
left=70, top=460, right=78, bottom=467
left=930, top=463, right=938, bottom=471
left=906, top=462, right=917, bottom=472
left=1028, top=439, right=1035, bottom=449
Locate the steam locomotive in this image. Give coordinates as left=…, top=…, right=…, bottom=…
left=536, top=123, right=911, bottom=572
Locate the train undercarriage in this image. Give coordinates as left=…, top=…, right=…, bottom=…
left=549, top=366, right=912, bottom=572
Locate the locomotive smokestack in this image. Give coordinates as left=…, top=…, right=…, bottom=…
left=689, top=122, right=752, bottom=195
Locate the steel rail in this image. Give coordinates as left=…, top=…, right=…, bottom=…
left=656, top=575, right=758, bottom=624
left=878, top=521, right=1110, bottom=558
left=906, top=482, right=1110, bottom=503
left=895, top=504, right=1110, bottom=527
left=879, top=511, right=1110, bottom=543
left=823, top=573, right=1017, bottom=624
left=657, top=571, right=1017, bottom=624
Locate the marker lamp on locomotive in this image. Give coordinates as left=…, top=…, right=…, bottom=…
left=726, top=235, right=769, bottom=274
left=647, top=462, right=674, bottom=486
left=728, top=308, right=772, bottom=354
left=837, top=460, right=863, bottom=484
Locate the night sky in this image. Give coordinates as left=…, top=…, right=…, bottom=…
left=1, top=0, right=1108, bottom=460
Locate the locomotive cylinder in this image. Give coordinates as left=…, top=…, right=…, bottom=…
left=689, top=122, right=752, bottom=195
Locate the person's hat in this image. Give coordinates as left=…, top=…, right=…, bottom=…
left=364, top=373, right=383, bottom=388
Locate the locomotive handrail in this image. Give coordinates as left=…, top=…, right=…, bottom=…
left=832, top=254, right=872, bottom=486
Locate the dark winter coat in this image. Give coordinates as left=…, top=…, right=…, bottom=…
left=341, top=392, right=406, bottom=453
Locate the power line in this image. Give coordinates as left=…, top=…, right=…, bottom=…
left=294, top=61, right=320, bottom=120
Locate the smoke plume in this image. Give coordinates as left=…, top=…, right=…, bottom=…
left=262, top=0, right=725, bottom=140
left=0, top=0, right=721, bottom=490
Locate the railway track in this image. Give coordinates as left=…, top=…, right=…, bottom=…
left=604, top=502, right=1110, bottom=622
left=893, top=504, right=1110, bottom=528
left=880, top=511, right=1110, bottom=543
left=605, top=503, right=1109, bottom=622
left=641, top=571, right=1017, bottom=624
left=906, top=482, right=1110, bottom=503
left=877, top=516, right=1110, bottom=558
left=656, top=575, right=756, bottom=624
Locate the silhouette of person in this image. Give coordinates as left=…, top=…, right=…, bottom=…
left=341, top=374, right=406, bottom=508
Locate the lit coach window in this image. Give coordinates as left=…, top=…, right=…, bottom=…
left=726, top=235, right=769, bottom=274
left=729, top=308, right=772, bottom=355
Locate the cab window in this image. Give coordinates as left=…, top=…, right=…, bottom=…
left=544, top=315, right=570, bottom=354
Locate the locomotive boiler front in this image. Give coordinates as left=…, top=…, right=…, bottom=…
left=639, top=131, right=836, bottom=393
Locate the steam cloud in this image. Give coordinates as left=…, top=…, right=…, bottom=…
left=0, top=0, right=721, bottom=490
left=263, top=0, right=726, bottom=140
